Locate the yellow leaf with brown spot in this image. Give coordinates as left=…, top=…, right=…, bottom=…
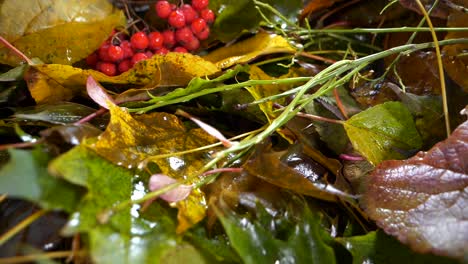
left=203, top=32, right=296, bottom=69
left=89, top=104, right=217, bottom=232
left=26, top=53, right=220, bottom=104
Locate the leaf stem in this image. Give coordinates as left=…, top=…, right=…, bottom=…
left=0, top=36, right=33, bottom=65
left=0, top=210, right=47, bottom=246
left=129, top=77, right=311, bottom=113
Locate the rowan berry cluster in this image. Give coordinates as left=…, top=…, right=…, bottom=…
left=86, top=0, right=215, bottom=76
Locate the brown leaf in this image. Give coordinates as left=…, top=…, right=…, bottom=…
left=242, top=142, right=339, bottom=202
left=361, top=120, right=468, bottom=260
left=443, top=10, right=468, bottom=92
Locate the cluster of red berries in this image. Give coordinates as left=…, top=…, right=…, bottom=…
left=86, top=0, right=215, bottom=76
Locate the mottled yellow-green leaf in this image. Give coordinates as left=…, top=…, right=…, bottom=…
left=25, top=53, right=220, bottom=103
left=0, top=0, right=125, bottom=65
left=343, top=102, right=422, bottom=165
left=89, top=104, right=217, bottom=232
left=203, top=32, right=296, bottom=69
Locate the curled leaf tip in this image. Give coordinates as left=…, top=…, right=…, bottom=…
left=86, top=76, right=116, bottom=109
left=149, top=174, right=193, bottom=203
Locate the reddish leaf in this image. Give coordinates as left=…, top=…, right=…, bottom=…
left=149, top=174, right=193, bottom=203
left=86, top=76, right=115, bottom=109
left=361, top=120, right=468, bottom=260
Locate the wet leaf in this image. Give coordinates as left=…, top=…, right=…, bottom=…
left=0, top=0, right=125, bottom=65
left=13, top=102, right=99, bottom=124
left=210, top=0, right=302, bottom=42
left=243, top=142, right=339, bottom=202
left=90, top=104, right=217, bottom=232
left=204, top=32, right=296, bottom=69
left=40, top=123, right=102, bottom=146
left=343, top=101, right=422, bottom=165
left=0, top=65, right=28, bottom=82
left=337, top=231, right=458, bottom=264
left=361, top=120, right=468, bottom=260
left=87, top=202, right=184, bottom=264
left=216, top=196, right=336, bottom=264
left=0, top=147, right=81, bottom=212
left=49, top=145, right=132, bottom=231
left=26, top=53, right=219, bottom=103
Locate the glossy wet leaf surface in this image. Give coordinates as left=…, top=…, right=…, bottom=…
left=89, top=104, right=217, bottom=232
left=361, top=120, right=468, bottom=260
left=343, top=101, right=422, bottom=165
left=0, top=0, right=125, bottom=65
left=216, top=196, right=336, bottom=264
left=337, top=230, right=458, bottom=264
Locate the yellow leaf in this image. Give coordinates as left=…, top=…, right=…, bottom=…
left=0, top=0, right=125, bottom=65
left=89, top=104, right=217, bottom=232
left=203, top=32, right=296, bottom=69
left=26, top=53, right=220, bottom=103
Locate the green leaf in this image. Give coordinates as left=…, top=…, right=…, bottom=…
left=49, top=145, right=132, bottom=231
left=210, top=0, right=302, bottom=42
left=216, top=197, right=336, bottom=264
left=0, top=147, right=81, bottom=212
left=0, top=0, right=126, bottom=65
left=343, top=101, right=422, bottom=165
left=336, top=231, right=459, bottom=264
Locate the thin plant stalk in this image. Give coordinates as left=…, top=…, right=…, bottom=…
left=0, top=210, right=47, bottom=246
left=0, top=250, right=87, bottom=264
left=414, top=0, right=450, bottom=136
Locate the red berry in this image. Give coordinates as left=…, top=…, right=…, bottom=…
left=191, top=0, right=209, bottom=11
left=162, top=29, right=176, bottom=48
left=130, top=32, right=149, bottom=50
left=200, top=9, right=215, bottom=24
left=118, top=59, right=131, bottom=73
left=191, top=18, right=207, bottom=35
left=173, top=46, right=188, bottom=53
left=155, top=1, right=172, bottom=19
left=168, top=10, right=186, bottom=28
left=131, top=52, right=148, bottom=66
left=107, top=45, right=124, bottom=62
left=120, top=40, right=134, bottom=59
left=180, top=4, right=198, bottom=24
left=98, top=44, right=112, bottom=62
left=184, top=37, right=200, bottom=51
left=175, top=27, right=195, bottom=45
left=86, top=52, right=98, bottom=66
left=196, top=26, right=210, bottom=40
left=99, top=62, right=117, bottom=76
left=155, top=47, right=169, bottom=55
left=148, top=31, right=164, bottom=50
